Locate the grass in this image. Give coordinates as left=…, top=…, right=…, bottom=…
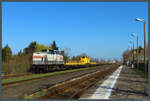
left=2, top=66, right=100, bottom=85
left=23, top=89, right=47, bottom=99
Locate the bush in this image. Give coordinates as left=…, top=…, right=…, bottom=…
left=2, top=55, right=31, bottom=75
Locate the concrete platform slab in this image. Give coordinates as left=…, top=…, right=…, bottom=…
left=80, top=66, right=123, bottom=99
left=79, top=65, right=148, bottom=99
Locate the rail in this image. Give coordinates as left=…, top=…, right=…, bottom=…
left=37, top=66, right=118, bottom=99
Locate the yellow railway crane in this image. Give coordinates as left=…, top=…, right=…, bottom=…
left=80, top=56, right=90, bottom=64
left=65, top=56, right=97, bottom=65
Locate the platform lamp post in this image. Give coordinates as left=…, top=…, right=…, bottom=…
left=136, top=18, right=146, bottom=76
left=130, top=40, right=134, bottom=68
left=128, top=45, right=131, bottom=66
left=131, top=33, right=139, bottom=70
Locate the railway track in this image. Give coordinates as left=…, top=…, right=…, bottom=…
left=2, top=64, right=103, bottom=79
left=2, top=64, right=119, bottom=99
left=26, top=65, right=119, bottom=99
left=3, top=64, right=114, bottom=87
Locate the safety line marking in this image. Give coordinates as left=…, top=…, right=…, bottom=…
left=80, top=65, right=123, bottom=99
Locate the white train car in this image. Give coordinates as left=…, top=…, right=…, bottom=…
left=33, top=49, right=63, bottom=65
left=30, top=49, right=64, bottom=72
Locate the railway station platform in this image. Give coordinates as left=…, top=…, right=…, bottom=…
left=80, top=65, right=148, bottom=99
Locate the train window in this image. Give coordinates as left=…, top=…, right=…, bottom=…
left=41, top=49, right=47, bottom=52
left=55, top=51, right=60, bottom=54
left=49, top=50, right=55, bottom=54
left=53, top=51, right=56, bottom=54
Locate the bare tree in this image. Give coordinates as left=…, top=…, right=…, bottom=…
left=61, top=48, right=71, bottom=63
left=122, top=49, right=131, bottom=65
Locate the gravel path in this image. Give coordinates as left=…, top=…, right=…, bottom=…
left=2, top=65, right=115, bottom=99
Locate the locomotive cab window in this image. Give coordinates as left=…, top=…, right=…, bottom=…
left=41, top=49, right=47, bottom=52
left=49, top=50, right=55, bottom=54
left=55, top=51, right=60, bottom=54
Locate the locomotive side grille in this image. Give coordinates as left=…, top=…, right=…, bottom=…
left=33, top=61, right=63, bottom=65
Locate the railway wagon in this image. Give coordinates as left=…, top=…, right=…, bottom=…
left=65, top=56, right=91, bottom=65
left=65, top=56, right=98, bottom=68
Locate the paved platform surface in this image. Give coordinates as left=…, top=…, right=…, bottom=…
left=80, top=65, right=148, bottom=99
left=110, top=66, right=148, bottom=99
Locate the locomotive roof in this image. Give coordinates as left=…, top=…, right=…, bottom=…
left=37, top=49, right=60, bottom=54
left=41, top=49, right=59, bottom=52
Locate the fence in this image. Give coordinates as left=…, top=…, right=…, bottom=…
left=134, top=62, right=148, bottom=73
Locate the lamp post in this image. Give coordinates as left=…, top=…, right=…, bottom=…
left=131, top=33, right=139, bottom=70
left=136, top=18, right=146, bottom=76
left=130, top=40, right=134, bottom=68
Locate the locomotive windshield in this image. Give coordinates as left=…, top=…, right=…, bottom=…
left=55, top=50, right=60, bottom=54
left=49, top=50, right=55, bottom=54
left=41, top=49, right=48, bottom=52
left=40, top=49, right=60, bottom=54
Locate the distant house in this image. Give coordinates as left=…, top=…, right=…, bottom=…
left=131, top=47, right=144, bottom=54
left=112, top=60, right=116, bottom=63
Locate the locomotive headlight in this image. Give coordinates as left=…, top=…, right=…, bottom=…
left=60, top=56, right=63, bottom=60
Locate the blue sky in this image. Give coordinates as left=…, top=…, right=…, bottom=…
left=2, top=2, right=148, bottom=60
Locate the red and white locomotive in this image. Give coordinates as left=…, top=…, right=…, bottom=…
left=33, top=49, right=63, bottom=65
left=30, top=49, right=64, bottom=72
